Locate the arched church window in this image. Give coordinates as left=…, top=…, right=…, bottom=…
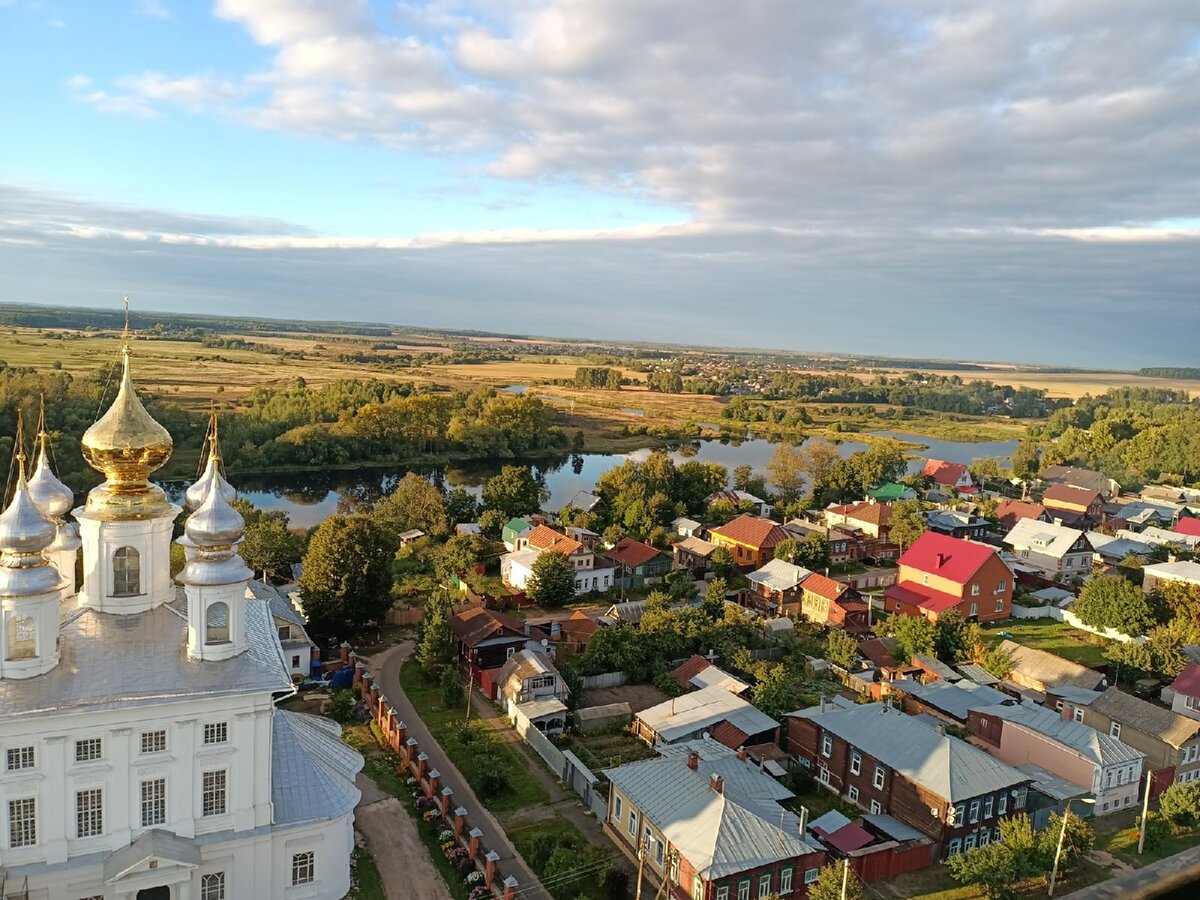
left=113, top=546, right=141, bottom=596
left=206, top=602, right=230, bottom=644
left=7, top=616, right=36, bottom=660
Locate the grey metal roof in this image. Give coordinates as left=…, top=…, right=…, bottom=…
left=808, top=809, right=852, bottom=834
left=746, top=558, right=811, bottom=592
left=604, top=753, right=815, bottom=878
left=862, top=813, right=927, bottom=843
left=972, top=703, right=1145, bottom=767
left=1142, top=561, right=1200, bottom=586
left=788, top=702, right=1028, bottom=802
left=1017, top=763, right=1088, bottom=802
left=912, top=655, right=962, bottom=682
left=103, top=828, right=201, bottom=882
left=248, top=580, right=306, bottom=627
left=0, top=588, right=293, bottom=720
left=955, top=663, right=1000, bottom=686
left=1088, top=687, right=1200, bottom=749
left=1085, top=533, right=1153, bottom=562
left=637, top=685, right=778, bottom=744
left=890, top=679, right=1010, bottom=721
left=271, top=710, right=362, bottom=826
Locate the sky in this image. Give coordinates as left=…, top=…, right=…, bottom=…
left=1, top=1, right=1198, bottom=368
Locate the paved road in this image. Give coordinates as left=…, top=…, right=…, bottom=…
left=371, top=642, right=549, bottom=900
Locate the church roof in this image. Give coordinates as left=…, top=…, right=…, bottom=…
left=271, top=710, right=363, bottom=825
left=0, top=586, right=293, bottom=721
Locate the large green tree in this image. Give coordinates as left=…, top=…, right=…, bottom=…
left=751, top=664, right=795, bottom=720
left=826, top=630, right=859, bottom=669
left=232, top=498, right=305, bottom=579
left=1073, top=575, right=1164, bottom=636
left=435, top=532, right=491, bottom=582
left=766, top=444, right=808, bottom=503
left=299, top=515, right=398, bottom=632
left=374, top=471, right=448, bottom=538
left=525, top=551, right=576, bottom=606
left=889, top=498, right=927, bottom=550
left=1011, top=440, right=1041, bottom=482
left=481, top=465, right=544, bottom=518
left=934, top=610, right=974, bottom=662
left=890, top=613, right=936, bottom=663
left=807, top=862, right=864, bottom=900
left=444, top=487, right=481, bottom=527
left=416, top=595, right=453, bottom=677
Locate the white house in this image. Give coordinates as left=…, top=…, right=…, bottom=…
left=250, top=581, right=318, bottom=679
left=0, top=345, right=361, bottom=899
left=502, top=525, right=614, bottom=596
left=496, top=649, right=569, bottom=735
left=1003, top=519, right=1093, bottom=580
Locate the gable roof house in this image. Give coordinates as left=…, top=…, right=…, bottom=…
left=995, top=499, right=1052, bottom=531
left=1086, top=531, right=1155, bottom=568
left=823, top=501, right=900, bottom=560
left=634, top=685, right=779, bottom=748
left=1041, top=466, right=1120, bottom=500
left=784, top=519, right=855, bottom=562
left=449, top=607, right=548, bottom=690
left=868, top=482, right=919, bottom=502
left=924, top=509, right=990, bottom=541
left=602, top=744, right=825, bottom=900
left=1080, top=687, right=1200, bottom=790
left=786, top=703, right=1031, bottom=856
left=707, top=489, right=772, bottom=518
left=885, top=678, right=1009, bottom=725
left=966, top=703, right=1145, bottom=815
left=884, top=532, right=1013, bottom=623
left=1174, top=517, right=1200, bottom=538
left=1042, top=484, right=1105, bottom=526
left=800, top=573, right=870, bottom=634
left=708, top=515, right=792, bottom=570
left=606, top=537, right=671, bottom=589
left=999, top=640, right=1106, bottom=694
left=1168, top=664, right=1200, bottom=721
left=555, top=609, right=600, bottom=653
left=1003, top=519, right=1093, bottom=581
left=1141, top=560, right=1200, bottom=594
left=501, top=517, right=532, bottom=550
left=562, top=489, right=605, bottom=515
left=496, top=648, right=570, bottom=735
left=504, top=523, right=616, bottom=596
left=744, top=558, right=812, bottom=617
left=673, top=535, right=720, bottom=576
left=670, top=656, right=751, bottom=696
left=249, top=580, right=318, bottom=678
left=921, top=460, right=975, bottom=493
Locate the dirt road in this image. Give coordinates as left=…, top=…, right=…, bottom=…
left=355, top=773, right=451, bottom=900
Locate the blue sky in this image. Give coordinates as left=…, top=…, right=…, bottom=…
left=1, top=1, right=1198, bottom=367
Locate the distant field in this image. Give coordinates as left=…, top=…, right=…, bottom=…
left=433, top=358, right=644, bottom=385
left=878, top=367, right=1200, bottom=400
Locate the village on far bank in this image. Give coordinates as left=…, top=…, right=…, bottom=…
left=276, top=423, right=1200, bottom=900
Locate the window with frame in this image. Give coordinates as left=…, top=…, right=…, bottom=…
left=201, top=873, right=225, bottom=900
left=75, top=788, right=103, bottom=838
left=737, top=879, right=750, bottom=900
left=291, top=851, right=315, bottom=885
left=818, top=766, right=830, bottom=785
left=7, top=615, right=36, bottom=660
left=654, top=837, right=664, bottom=866
left=717, top=887, right=729, bottom=900
left=971, top=583, right=980, bottom=596
left=1073, top=708, right=1084, bottom=723
left=672, top=855, right=681, bottom=884
left=141, top=730, right=167, bottom=754
left=804, top=869, right=819, bottom=885
left=202, top=770, right=227, bottom=817
left=997, top=579, right=1006, bottom=592
left=848, top=786, right=859, bottom=802
left=969, top=602, right=978, bottom=617
left=277, top=625, right=290, bottom=641
left=849, top=750, right=862, bottom=775
left=614, top=796, right=622, bottom=823
left=628, top=810, right=636, bottom=836
left=948, top=838, right=962, bottom=856
left=758, top=873, right=771, bottom=898
left=141, top=778, right=166, bottom=827
left=952, top=803, right=965, bottom=826
left=203, top=722, right=228, bottom=745
left=205, top=601, right=230, bottom=644
left=821, top=734, right=833, bottom=757
left=995, top=598, right=1005, bottom=612
left=1014, top=787, right=1027, bottom=809
left=779, top=867, right=792, bottom=896
left=75, top=738, right=102, bottom=763
left=870, top=800, right=882, bottom=814
left=980, top=718, right=989, bottom=729
left=691, top=873, right=701, bottom=899
left=984, top=796, right=994, bottom=819
left=112, top=546, right=141, bottom=596
left=1187, top=696, right=1200, bottom=711
left=6, top=745, right=34, bottom=770
left=8, top=797, right=35, bottom=847
left=969, top=799, right=980, bottom=823
left=1110, top=722, right=1121, bottom=739
left=873, top=764, right=885, bottom=789
left=964, top=834, right=977, bottom=850
left=980, top=829, right=991, bottom=846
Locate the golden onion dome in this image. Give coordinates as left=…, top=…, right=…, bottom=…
left=81, top=349, right=173, bottom=514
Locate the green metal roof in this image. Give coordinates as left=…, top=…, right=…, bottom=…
left=868, top=482, right=913, bottom=501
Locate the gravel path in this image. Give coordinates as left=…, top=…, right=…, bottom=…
left=355, top=775, right=452, bottom=900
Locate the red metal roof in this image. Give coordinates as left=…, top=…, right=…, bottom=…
left=709, top=515, right=791, bottom=550
left=996, top=499, right=1048, bottom=528
left=886, top=582, right=964, bottom=615
left=671, top=655, right=715, bottom=690
left=826, top=501, right=892, bottom=528
left=605, top=537, right=663, bottom=569
left=801, top=572, right=849, bottom=602
left=1043, top=484, right=1101, bottom=508
left=1171, top=663, right=1200, bottom=699
left=897, top=531, right=996, bottom=585
left=1174, top=518, right=1200, bottom=537
left=709, top=719, right=751, bottom=750
left=821, top=822, right=876, bottom=854
left=922, top=459, right=967, bottom=486
left=524, top=524, right=585, bottom=555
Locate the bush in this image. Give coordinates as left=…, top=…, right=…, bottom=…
left=327, top=690, right=356, bottom=724
left=472, top=750, right=512, bottom=799
left=1159, top=781, right=1200, bottom=828
left=652, top=668, right=685, bottom=698
left=441, top=667, right=463, bottom=709
left=1136, top=813, right=1172, bottom=852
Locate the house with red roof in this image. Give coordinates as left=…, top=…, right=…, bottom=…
left=995, top=499, right=1051, bottom=531
left=884, top=532, right=1013, bottom=623
left=605, top=537, right=670, bottom=589
left=823, top=501, right=901, bottom=560
left=504, top=523, right=615, bottom=596
left=708, top=515, right=792, bottom=570
left=1169, top=664, right=1200, bottom=722
left=921, top=459, right=975, bottom=493
left=799, top=573, right=870, bottom=634
left=1174, top=517, right=1200, bottom=538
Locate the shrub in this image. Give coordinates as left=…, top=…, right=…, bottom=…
left=472, top=750, right=512, bottom=799
left=1159, top=781, right=1200, bottom=828
left=327, top=690, right=356, bottom=724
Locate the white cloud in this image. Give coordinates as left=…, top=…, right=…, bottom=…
left=137, top=0, right=171, bottom=20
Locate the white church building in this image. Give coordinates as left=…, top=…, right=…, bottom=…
left=0, top=339, right=361, bottom=899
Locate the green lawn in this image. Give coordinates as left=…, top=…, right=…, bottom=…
left=399, top=658, right=550, bottom=813
left=1099, top=818, right=1200, bottom=866
left=347, top=843, right=385, bottom=900
left=509, top=821, right=618, bottom=900
left=979, top=618, right=1112, bottom=670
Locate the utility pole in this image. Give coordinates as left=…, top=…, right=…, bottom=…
left=465, top=661, right=474, bottom=723
left=840, top=858, right=850, bottom=900
left=1048, top=799, right=1073, bottom=897
left=1138, top=771, right=1155, bottom=854
left=634, top=838, right=647, bottom=900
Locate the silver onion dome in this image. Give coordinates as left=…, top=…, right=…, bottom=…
left=0, top=478, right=56, bottom=557
left=185, top=480, right=245, bottom=549
left=185, top=452, right=236, bottom=510
left=26, top=445, right=75, bottom=521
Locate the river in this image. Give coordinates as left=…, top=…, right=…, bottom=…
left=162, top=430, right=1017, bottom=530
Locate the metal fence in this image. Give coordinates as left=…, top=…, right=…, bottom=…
left=580, top=671, right=628, bottom=689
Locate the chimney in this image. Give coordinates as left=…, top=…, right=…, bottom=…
left=710, top=774, right=724, bottom=794
left=737, top=747, right=747, bottom=761
left=935, top=724, right=946, bottom=736
left=935, top=553, right=947, bottom=568
left=687, top=751, right=699, bottom=771
left=524, top=622, right=531, bottom=636
left=797, top=805, right=809, bottom=835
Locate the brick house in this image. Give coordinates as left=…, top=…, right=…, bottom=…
left=786, top=702, right=1031, bottom=857
left=707, top=515, right=792, bottom=570
left=823, top=502, right=900, bottom=561
left=884, top=532, right=1013, bottom=623
left=1080, top=688, right=1200, bottom=791
left=799, top=573, right=870, bottom=634
left=1041, top=484, right=1105, bottom=526
left=745, top=558, right=812, bottom=617
left=604, top=743, right=826, bottom=900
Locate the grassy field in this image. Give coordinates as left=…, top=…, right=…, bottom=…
left=978, top=617, right=1112, bottom=669
left=398, top=658, right=550, bottom=813
left=875, top=367, right=1200, bottom=400
left=347, top=842, right=385, bottom=900
left=509, top=821, right=619, bottom=900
